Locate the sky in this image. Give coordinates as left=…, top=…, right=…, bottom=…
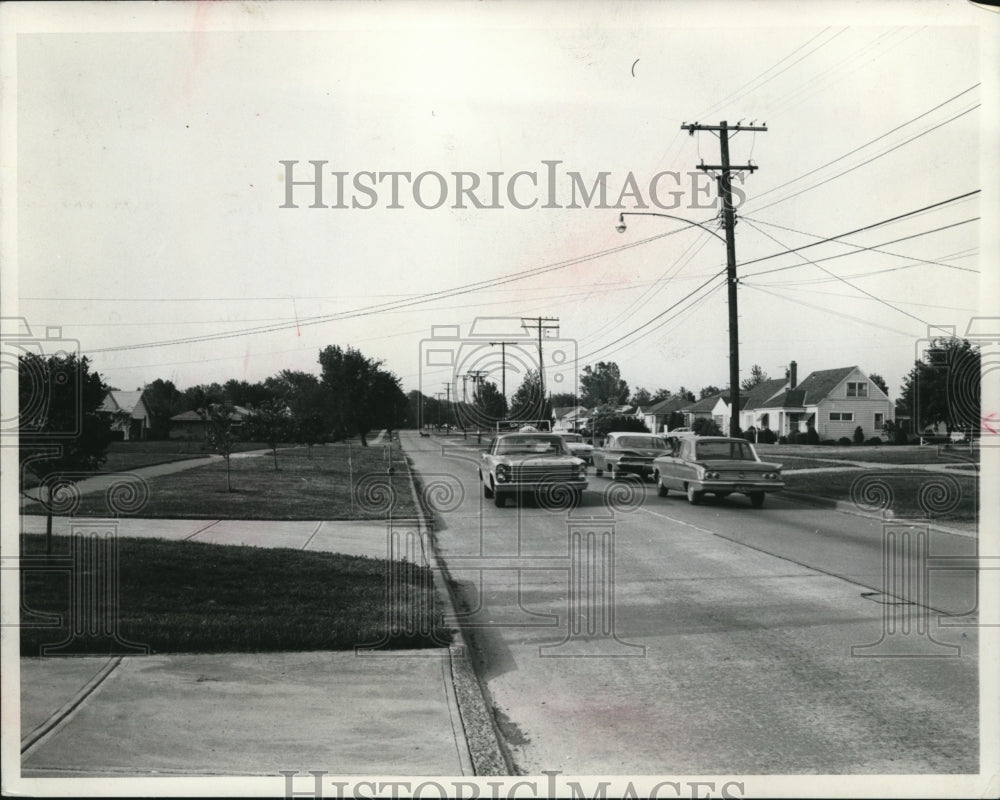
left=4, top=1, right=998, bottom=410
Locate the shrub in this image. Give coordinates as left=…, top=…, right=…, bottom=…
left=787, top=430, right=803, bottom=444
left=892, top=427, right=908, bottom=445
left=853, top=425, right=865, bottom=444
left=821, top=439, right=837, bottom=446
left=838, top=436, right=853, bottom=446
left=805, top=427, right=819, bottom=444
left=758, top=428, right=777, bottom=444
left=866, top=437, right=883, bottom=446
left=743, top=428, right=757, bottom=443
left=778, top=435, right=788, bottom=445
left=692, top=417, right=723, bottom=437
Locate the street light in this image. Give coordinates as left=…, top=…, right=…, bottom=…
left=615, top=212, right=726, bottom=243
left=616, top=210, right=739, bottom=438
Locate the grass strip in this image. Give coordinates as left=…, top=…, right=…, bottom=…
left=20, top=534, right=451, bottom=655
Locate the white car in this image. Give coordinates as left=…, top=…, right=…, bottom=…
left=479, top=432, right=588, bottom=508
left=558, top=432, right=594, bottom=464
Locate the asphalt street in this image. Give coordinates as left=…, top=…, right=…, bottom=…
left=400, top=431, right=979, bottom=775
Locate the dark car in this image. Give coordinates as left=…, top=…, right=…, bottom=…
left=592, top=432, right=671, bottom=480
left=651, top=436, right=784, bottom=508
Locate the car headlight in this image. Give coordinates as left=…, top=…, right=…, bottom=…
left=704, top=470, right=720, bottom=480
left=577, top=464, right=587, bottom=478
left=496, top=464, right=511, bottom=482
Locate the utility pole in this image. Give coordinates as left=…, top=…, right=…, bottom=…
left=466, top=369, right=489, bottom=402
left=489, top=341, right=518, bottom=401
left=681, top=120, right=766, bottom=438
left=459, top=373, right=470, bottom=403
left=520, top=317, right=559, bottom=420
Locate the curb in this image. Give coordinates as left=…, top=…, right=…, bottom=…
left=781, top=491, right=977, bottom=539
left=398, top=445, right=512, bottom=776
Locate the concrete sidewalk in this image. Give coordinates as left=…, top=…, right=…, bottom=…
left=16, top=515, right=502, bottom=778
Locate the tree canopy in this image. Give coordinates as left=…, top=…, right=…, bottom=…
left=318, top=345, right=406, bottom=445
left=580, top=362, right=629, bottom=408
left=740, top=365, right=769, bottom=392
left=899, top=337, right=980, bottom=433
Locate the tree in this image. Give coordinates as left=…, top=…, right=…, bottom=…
left=266, top=370, right=330, bottom=456
left=243, top=400, right=291, bottom=470
left=741, top=364, right=769, bottom=392
left=650, top=388, right=672, bottom=403
left=223, top=379, right=274, bottom=408
left=899, top=337, right=980, bottom=433
left=676, top=386, right=696, bottom=403
left=142, top=378, right=183, bottom=439
left=698, top=385, right=722, bottom=400
left=205, top=404, right=240, bottom=491
left=181, top=382, right=224, bottom=413
left=318, top=345, right=406, bottom=446
left=868, top=373, right=889, bottom=397
left=630, top=387, right=653, bottom=406
left=19, top=352, right=113, bottom=553
left=592, top=414, right=649, bottom=437
left=509, top=369, right=549, bottom=422
left=580, top=362, right=629, bottom=408
left=474, top=380, right=508, bottom=423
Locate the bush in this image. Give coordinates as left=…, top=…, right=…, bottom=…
left=821, top=439, right=837, bottom=446
left=838, top=436, right=853, bottom=446
left=692, top=418, right=723, bottom=437
left=892, top=427, right=908, bottom=445
left=805, top=427, right=819, bottom=444
left=778, top=435, right=788, bottom=445
left=758, top=428, right=777, bottom=444
left=787, top=430, right=803, bottom=444
left=853, top=425, right=865, bottom=444
left=866, top=437, right=883, bottom=446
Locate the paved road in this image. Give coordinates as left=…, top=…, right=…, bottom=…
left=400, top=431, right=979, bottom=775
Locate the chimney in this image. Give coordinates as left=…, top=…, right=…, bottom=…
left=789, top=361, right=798, bottom=389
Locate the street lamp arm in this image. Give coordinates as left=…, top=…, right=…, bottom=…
left=615, top=211, right=727, bottom=244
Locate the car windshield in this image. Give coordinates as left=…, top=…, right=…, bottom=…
left=616, top=436, right=668, bottom=450
left=695, top=441, right=755, bottom=461
left=496, top=436, right=567, bottom=455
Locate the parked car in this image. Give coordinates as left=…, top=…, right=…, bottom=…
left=557, top=432, right=594, bottom=464
left=592, top=432, right=672, bottom=480
left=479, top=432, right=588, bottom=508
left=652, top=436, right=784, bottom=508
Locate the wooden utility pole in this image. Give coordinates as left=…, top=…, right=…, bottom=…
left=681, top=120, right=766, bottom=438
left=520, top=317, right=559, bottom=417
left=489, top=341, right=518, bottom=401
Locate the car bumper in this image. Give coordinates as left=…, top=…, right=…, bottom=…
left=495, top=479, right=588, bottom=495
left=610, top=463, right=656, bottom=477
left=691, top=480, right=784, bottom=493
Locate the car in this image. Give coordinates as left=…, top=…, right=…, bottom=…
left=667, top=427, right=695, bottom=435
left=479, top=432, right=588, bottom=508
left=652, top=436, right=784, bottom=508
left=557, top=432, right=594, bottom=464
left=592, top=432, right=672, bottom=480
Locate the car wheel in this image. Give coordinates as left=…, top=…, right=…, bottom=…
left=656, top=474, right=669, bottom=498
left=750, top=492, right=765, bottom=509
left=494, top=492, right=506, bottom=508
left=686, top=484, right=703, bottom=505
left=482, top=474, right=494, bottom=499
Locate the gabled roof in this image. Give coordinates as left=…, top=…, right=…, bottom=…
left=552, top=406, right=576, bottom=419
left=169, top=405, right=251, bottom=423
left=100, top=390, right=146, bottom=416
left=683, top=392, right=730, bottom=413
left=739, top=378, right=788, bottom=410
left=642, top=395, right=690, bottom=415
left=759, top=366, right=856, bottom=408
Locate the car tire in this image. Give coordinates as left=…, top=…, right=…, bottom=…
left=494, top=492, right=506, bottom=508
left=686, top=484, right=703, bottom=505
left=483, top=475, right=494, bottom=499
left=750, top=492, right=765, bottom=509
left=657, top=475, right=669, bottom=498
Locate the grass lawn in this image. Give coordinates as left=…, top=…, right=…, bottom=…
left=99, top=439, right=273, bottom=473
left=23, top=442, right=419, bottom=521
left=755, top=443, right=979, bottom=466
left=20, top=534, right=450, bottom=655
left=783, top=469, right=978, bottom=522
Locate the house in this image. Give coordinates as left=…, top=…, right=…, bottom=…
left=681, top=392, right=734, bottom=436
left=168, top=405, right=251, bottom=440
left=752, top=362, right=892, bottom=440
left=638, top=395, right=690, bottom=434
left=738, top=377, right=790, bottom=434
left=98, top=390, right=151, bottom=441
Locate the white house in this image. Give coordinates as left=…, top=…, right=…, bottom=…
left=752, top=363, right=892, bottom=440
left=638, top=395, right=690, bottom=434
left=99, top=390, right=151, bottom=441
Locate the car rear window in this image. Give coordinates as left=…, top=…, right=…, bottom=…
left=696, top=441, right=755, bottom=460
left=617, top=436, right=668, bottom=449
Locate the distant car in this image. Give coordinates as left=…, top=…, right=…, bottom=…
left=592, top=432, right=672, bottom=480
left=479, top=432, right=588, bottom=508
left=557, top=432, right=594, bottom=464
left=652, top=436, right=784, bottom=508
left=668, top=427, right=695, bottom=435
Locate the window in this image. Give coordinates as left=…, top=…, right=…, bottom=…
left=829, top=412, right=854, bottom=421
left=847, top=381, right=868, bottom=397
left=874, top=413, right=884, bottom=430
